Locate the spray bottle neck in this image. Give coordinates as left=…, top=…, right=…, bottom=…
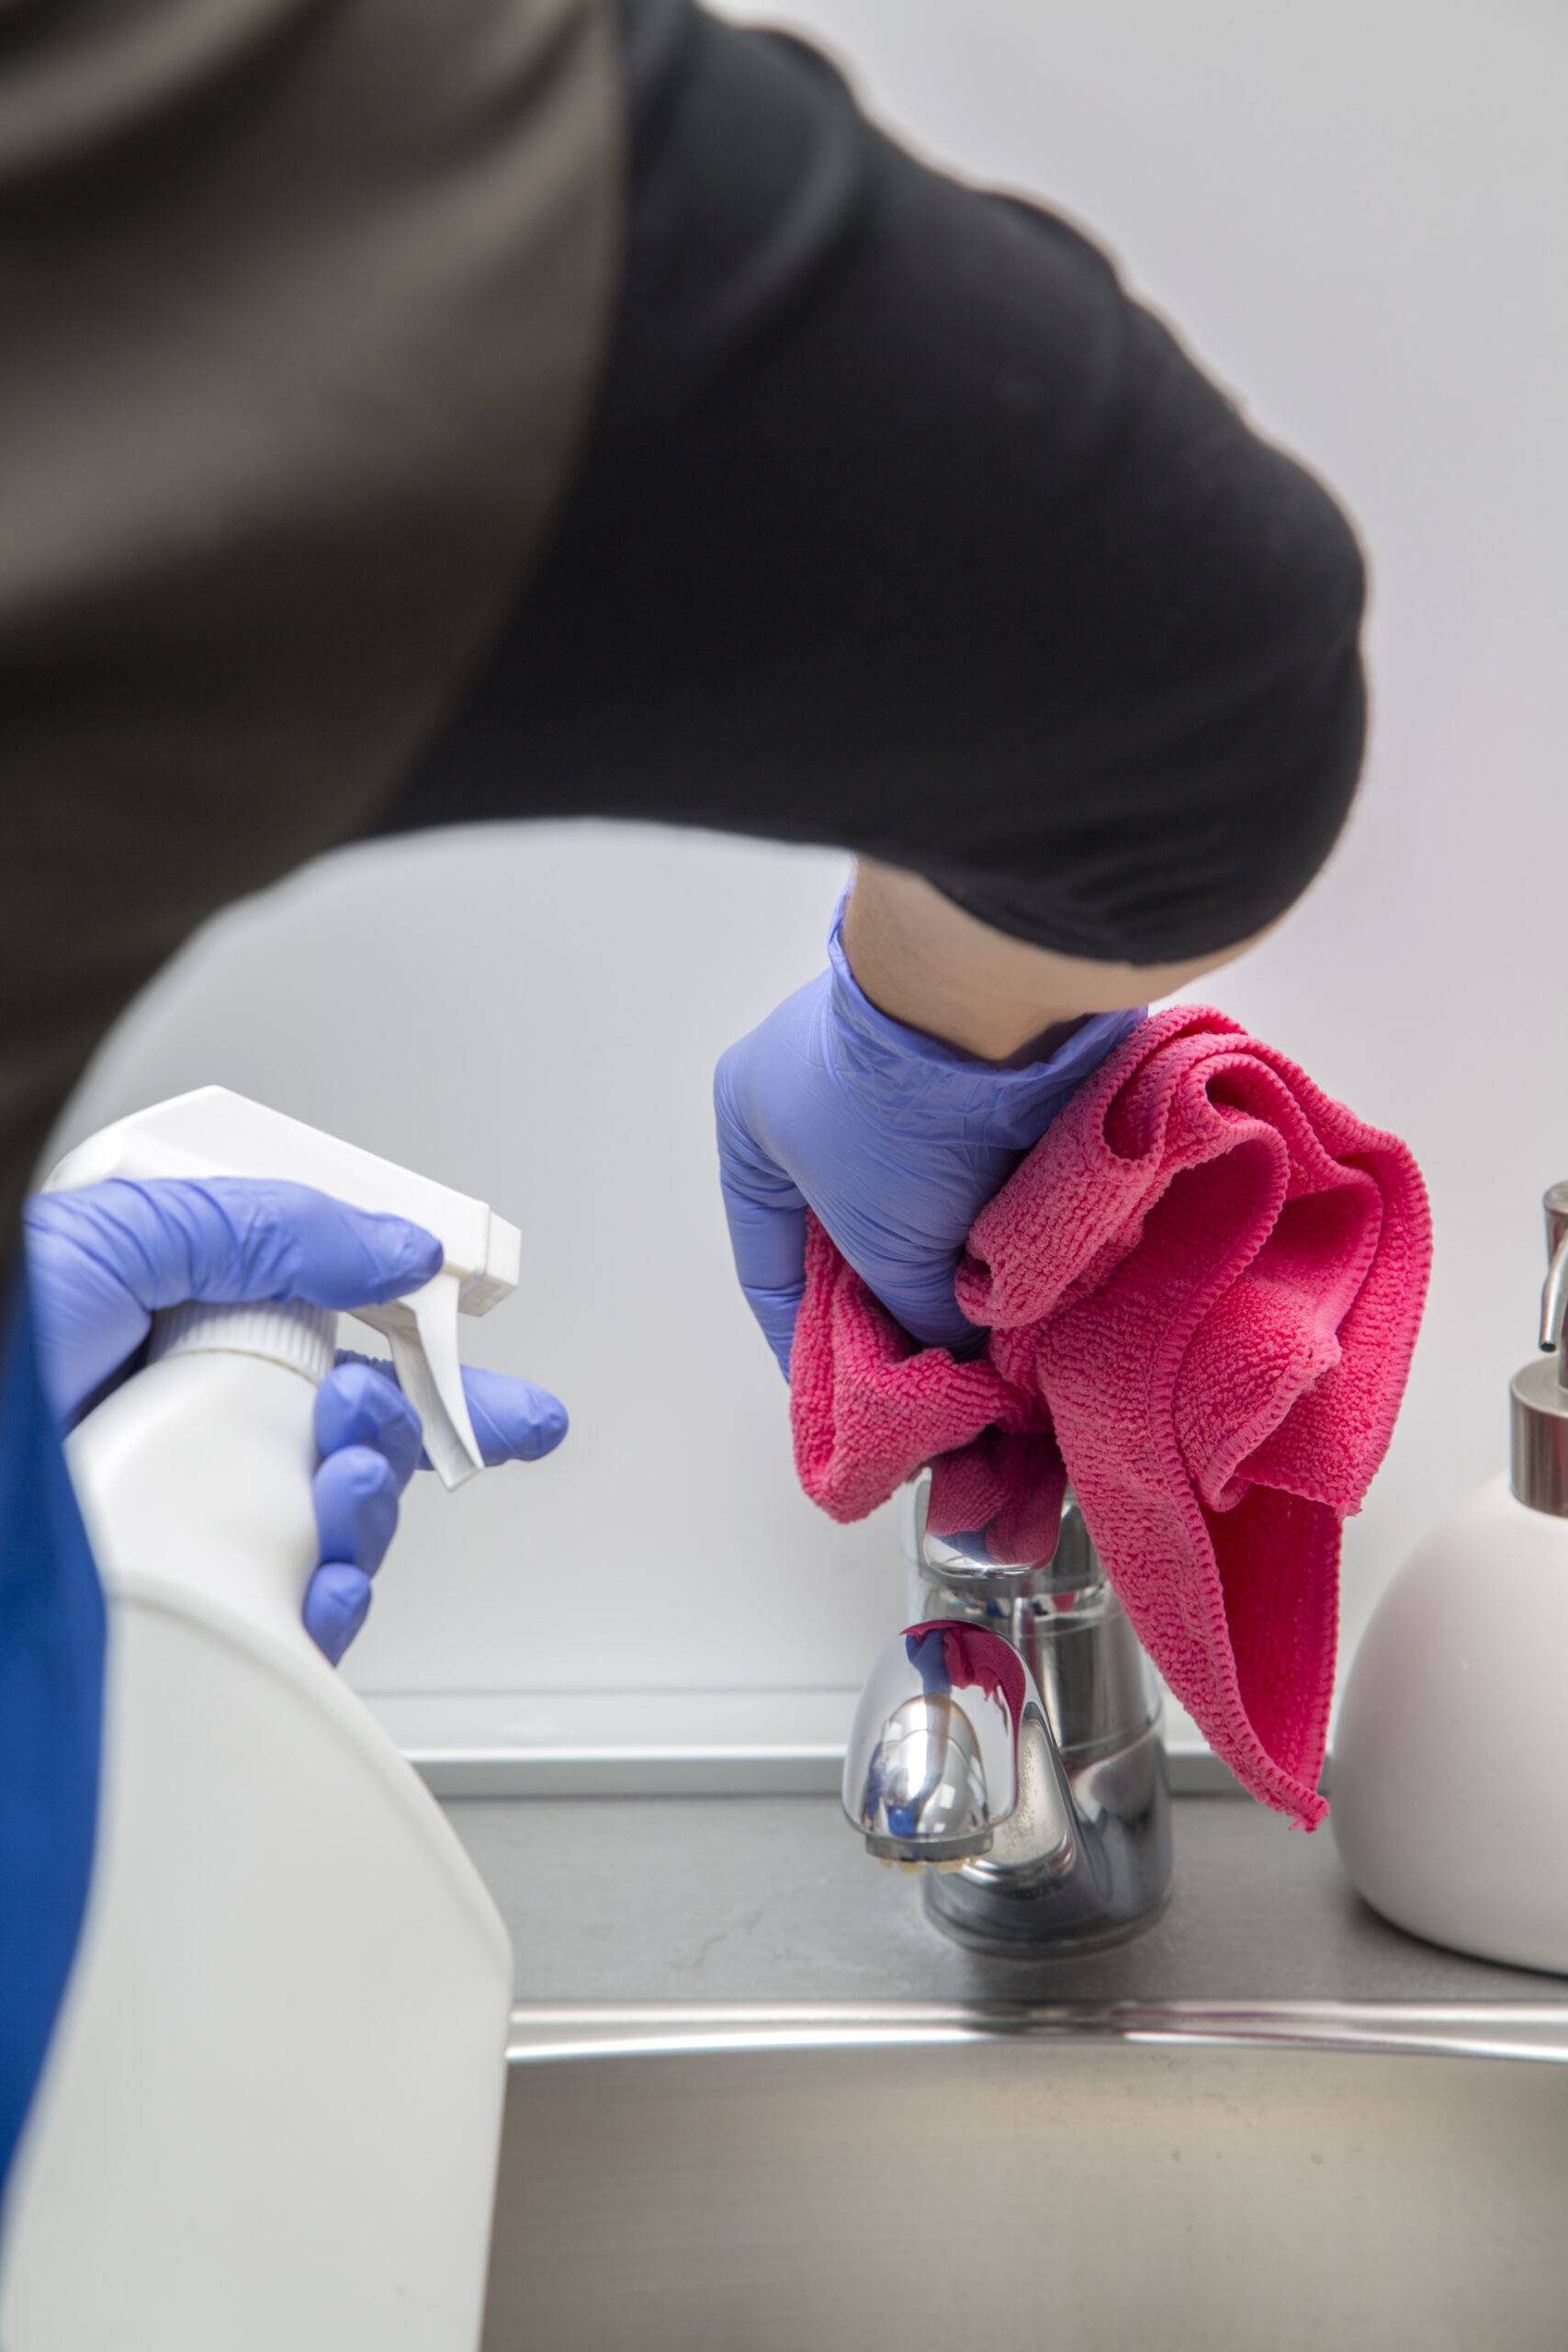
left=149, top=1299, right=338, bottom=1388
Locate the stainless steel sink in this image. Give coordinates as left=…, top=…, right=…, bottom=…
left=446, top=1792, right=1568, bottom=2351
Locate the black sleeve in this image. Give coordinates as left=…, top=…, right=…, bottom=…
left=380, top=0, right=1368, bottom=967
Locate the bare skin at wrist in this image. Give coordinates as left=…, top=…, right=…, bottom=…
left=840, top=860, right=1273, bottom=1062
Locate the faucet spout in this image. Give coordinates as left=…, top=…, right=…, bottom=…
left=844, top=1622, right=1076, bottom=1874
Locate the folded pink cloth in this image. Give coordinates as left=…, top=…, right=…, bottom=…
left=791, top=1006, right=1432, bottom=1829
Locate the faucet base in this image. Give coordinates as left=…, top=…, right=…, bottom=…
left=922, top=1873, right=1173, bottom=1961
left=921, top=1721, right=1173, bottom=1960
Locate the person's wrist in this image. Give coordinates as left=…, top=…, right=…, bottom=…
left=828, top=893, right=1014, bottom=1076
left=839, top=858, right=1240, bottom=1059
left=827, top=897, right=1142, bottom=1136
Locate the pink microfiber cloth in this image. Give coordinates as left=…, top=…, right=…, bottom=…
left=791, top=1005, right=1432, bottom=1830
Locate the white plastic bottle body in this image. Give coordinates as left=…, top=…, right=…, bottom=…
left=1333, top=1471, right=1568, bottom=1975
left=0, top=1349, right=514, bottom=2351
left=66, top=1347, right=323, bottom=1641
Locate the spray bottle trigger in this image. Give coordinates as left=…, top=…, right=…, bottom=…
left=354, top=1272, right=483, bottom=1491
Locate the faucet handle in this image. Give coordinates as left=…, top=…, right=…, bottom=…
left=842, top=1623, right=1041, bottom=1867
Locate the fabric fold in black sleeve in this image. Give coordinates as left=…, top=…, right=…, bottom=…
left=382, top=0, right=1368, bottom=967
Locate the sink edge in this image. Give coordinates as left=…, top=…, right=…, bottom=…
left=505, top=1996, right=1568, bottom=2066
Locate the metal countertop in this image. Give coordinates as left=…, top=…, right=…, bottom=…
left=445, top=1789, right=1568, bottom=2007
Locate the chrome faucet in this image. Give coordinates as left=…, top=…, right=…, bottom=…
left=843, top=1471, right=1173, bottom=1955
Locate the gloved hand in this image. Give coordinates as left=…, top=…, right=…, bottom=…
left=23, top=1177, right=568, bottom=1663
left=715, top=897, right=1142, bottom=1374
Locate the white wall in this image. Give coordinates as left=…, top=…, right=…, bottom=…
left=51, top=0, right=1568, bottom=1740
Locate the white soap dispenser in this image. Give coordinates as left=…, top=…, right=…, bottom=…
left=1333, top=1181, right=1568, bottom=1975
left=0, top=1090, right=523, bottom=2351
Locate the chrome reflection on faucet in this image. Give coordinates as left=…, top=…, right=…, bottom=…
left=843, top=1471, right=1172, bottom=1954
left=851, top=1628, right=1021, bottom=1864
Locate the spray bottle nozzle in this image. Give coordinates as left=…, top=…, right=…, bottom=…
left=43, top=1089, right=523, bottom=1491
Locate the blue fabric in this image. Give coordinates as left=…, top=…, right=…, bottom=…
left=715, top=893, right=1144, bottom=1374
left=0, top=1272, right=105, bottom=2193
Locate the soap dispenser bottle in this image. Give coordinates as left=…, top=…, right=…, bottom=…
left=0, top=1090, right=523, bottom=2351
left=1334, top=1182, right=1568, bottom=1975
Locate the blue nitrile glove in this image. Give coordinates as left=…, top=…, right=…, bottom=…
left=310, top=1352, right=567, bottom=1661
left=714, top=899, right=1143, bottom=1374
left=23, top=1178, right=568, bottom=1663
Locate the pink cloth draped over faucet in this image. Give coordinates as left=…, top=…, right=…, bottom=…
left=790, top=1006, right=1432, bottom=1829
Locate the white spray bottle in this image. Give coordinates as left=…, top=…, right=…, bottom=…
left=0, top=1089, right=523, bottom=2351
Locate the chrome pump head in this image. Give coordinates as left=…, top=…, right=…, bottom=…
left=1511, top=1182, right=1568, bottom=1516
